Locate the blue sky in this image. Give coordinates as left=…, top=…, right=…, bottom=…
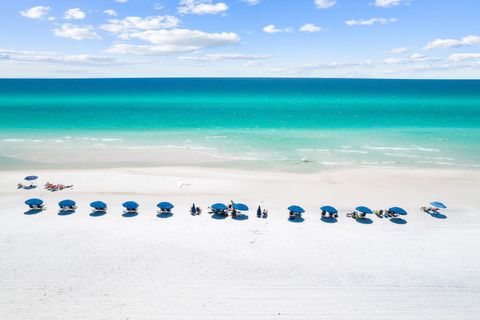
left=1, top=0, right=479, bottom=78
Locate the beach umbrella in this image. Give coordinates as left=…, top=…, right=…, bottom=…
left=430, top=201, right=447, bottom=209
left=389, top=207, right=408, bottom=215
left=123, top=201, right=139, bottom=210
left=157, top=202, right=174, bottom=210
left=212, top=203, right=228, bottom=211
left=233, top=203, right=249, bottom=211
left=257, top=206, right=261, bottom=216
left=191, top=203, right=196, bottom=212
left=59, top=199, right=76, bottom=208
left=90, top=201, right=107, bottom=210
left=288, top=205, right=305, bottom=213
left=320, top=205, right=338, bottom=214
left=24, top=175, right=38, bottom=181
left=25, top=198, right=43, bottom=206
left=356, top=206, right=373, bottom=214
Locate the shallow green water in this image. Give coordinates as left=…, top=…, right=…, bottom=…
left=1, top=78, right=479, bottom=170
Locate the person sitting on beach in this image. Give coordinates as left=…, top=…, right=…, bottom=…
left=289, top=211, right=296, bottom=220
left=262, top=209, right=268, bottom=219
left=196, top=207, right=202, bottom=215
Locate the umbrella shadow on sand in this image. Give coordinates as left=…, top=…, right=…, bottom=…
left=90, top=211, right=107, bottom=217
left=232, top=214, right=249, bottom=221
left=356, top=218, right=373, bottom=224
left=321, top=216, right=337, bottom=224
left=430, top=212, right=447, bottom=219
left=288, top=217, right=305, bottom=223
left=122, top=212, right=138, bottom=218
left=211, top=213, right=228, bottom=220
left=390, top=217, right=407, bottom=224
left=58, top=210, right=75, bottom=216
left=157, top=212, right=173, bottom=219
left=24, top=209, right=43, bottom=215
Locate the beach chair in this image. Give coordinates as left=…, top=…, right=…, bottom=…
left=30, top=204, right=46, bottom=211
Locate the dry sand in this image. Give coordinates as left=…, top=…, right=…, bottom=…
left=1, top=167, right=479, bottom=319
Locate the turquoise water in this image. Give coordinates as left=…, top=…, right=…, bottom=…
left=0, top=78, right=479, bottom=170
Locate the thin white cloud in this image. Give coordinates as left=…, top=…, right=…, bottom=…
left=0, top=49, right=122, bottom=66
left=242, top=0, right=261, bottom=5
left=314, top=0, right=336, bottom=9
left=410, top=53, right=427, bottom=61
left=244, top=61, right=264, bottom=67
left=385, top=47, right=408, bottom=54
left=346, top=18, right=397, bottom=26
left=105, top=29, right=240, bottom=54
left=115, top=0, right=128, bottom=3
left=263, top=25, right=281, bottom=33
left=299, top=23, right=323, bottom=33
left=64, top=8, right=86, bottom=20
left=19, top=6, right=50, bottom=19
left=423, top=35, right=480, bottom=50
left=178, top=0, right=228, bottom=15
left=374, top=0, right=410, bottom=8
left=53, top=24, right=101, bottom=41
left=101, top=16, right=179, bottom=34
left=154, top=3, right=165, bottom=10
left=178, top=53, right=271, bottom=62
left=448, top=53, right=480, bottom=62
left=104, top=9, right=117, bottom=17
left=383, top=57, right=404, bottom=64
left=262, top=25, right=292, bottom=33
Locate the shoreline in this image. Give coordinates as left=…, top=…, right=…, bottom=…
left=4, top=165, right=480, bottom=210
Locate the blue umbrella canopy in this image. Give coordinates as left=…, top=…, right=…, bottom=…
left=25, top=175, right=38, bottom=181
left=212, top=203, right=228, bottom=211
left=123, top=201, right=139, bottom=209
left=25, top=198, right=43, bottom=206
left=356, top=206, right=373, bottom=214
left=90, top=201, right=107, bottom=209
left=157, top=202, right=174, bottom=210
left=430, top=201, right=447, bottom=209
left=389, top=207, right=408, bottom=215
left=59, top=199, right=76, bottom=208
left=233, top=203, right=249, bottom=211
left=288, top=205, right=305, bottom=213
left=320, top=205, right=338, bottom=214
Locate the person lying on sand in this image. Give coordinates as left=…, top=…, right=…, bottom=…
left=374, top=209, right=384, bottom=218
left=44, top=182, right=73, bottom=191
left=386, top=210, right=398, bottom=218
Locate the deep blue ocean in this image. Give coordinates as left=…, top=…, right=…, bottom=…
left=0, top=78, right=479, bottom=170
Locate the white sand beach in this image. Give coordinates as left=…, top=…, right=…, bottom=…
left=1, top=166, right=480, bottom=319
